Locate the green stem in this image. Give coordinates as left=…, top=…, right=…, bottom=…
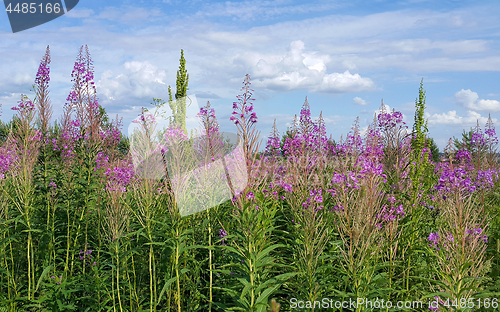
left=130, top=244, right=139, bottom=309
left=112, top=253, right=116, bottom=312
left=115, top=241, right=123, bottom=312
left=65, top=203, right=71, bottom=276
left=208, top=210, right=213, bottom=312
left=176, top=225, right=182, bottom=312
left=27, top=228, right=32, bottom=300
left=9, top=233, right=17, bottom=299
left=149, top=237, right=155, bottom=312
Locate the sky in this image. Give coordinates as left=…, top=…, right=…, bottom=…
left=1, top=0, right=500, bottom=150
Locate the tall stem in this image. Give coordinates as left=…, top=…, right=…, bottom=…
left=208, top=210, right=213, bottom=311
left=175, top=224, right=182, bottom=312
left=65, top=203, right=71, bottom=276
left=130, top=244, right=139, bottom=308
left=115, top=241, right=123, bottom=312
left=149, top=236, right=154, bottom=312
left=27, top=229, right=32, bottom=300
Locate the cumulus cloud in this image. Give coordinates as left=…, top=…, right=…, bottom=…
left=426, top=110, right=494, bottom=126
left=454, top=89, right=500, bottom=112
left=318, top=71, right=375, bottom=93
left=353, top=97, right=367, bottom=106
left=2, top=2, right=500, bottom=142
left=245, top=40, right=375, bottom=93
left=97, top=61, right=168, bottom=106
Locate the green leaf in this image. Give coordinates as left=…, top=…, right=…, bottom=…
left=157, top=276, right=178, bottom=305
left=256, top=244, right=284, bottom=264
left=35, top=265, right=52, bottom=293
left=255, top=283, right=280, bottom=305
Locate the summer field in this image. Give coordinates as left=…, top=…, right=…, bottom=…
left=1, top=45, right=499, bottom=312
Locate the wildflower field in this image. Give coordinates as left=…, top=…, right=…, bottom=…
left=1, top=45, right=500, bottom=312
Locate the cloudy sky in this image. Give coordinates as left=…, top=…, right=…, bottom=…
left=1, top=0, right=499, bottom=150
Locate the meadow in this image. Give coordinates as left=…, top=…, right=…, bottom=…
left=0, top=45, right=499, bottom=312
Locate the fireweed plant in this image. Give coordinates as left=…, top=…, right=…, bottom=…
left=0, top=46, right=499, bottom=312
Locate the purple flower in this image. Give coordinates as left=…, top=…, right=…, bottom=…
left=219, top=228, right=227, bottom=246
left=12, top=96, right=35, bottom=112
left=376, top=204, right=405, bottom=226
left=281, top=182, right=293, bottom=193
left=331, top=204, right=344, bottom=212
left=164, top=126, right=188, bottom=145
left=466, top=227, right=488, bottom=243
left=428, top=232, right=440, bottom=250
left=377, top=109, right=405, bottom=132
left=35, top=46, right=51, bottom=87
left=230, top=74, right=258, bottom=127
left=48, top=181, right=57, bottom=190
left=484, top=116, right=499, bottom=146
left=456, top=149, right=471, bottom=163
left=471, top=132, right=486, bottom=147
left=265, top=121, right=282, bottom=156
left=246, top=191, right=254, bottom=200
left=434, top=163, right=482, bottom=195
left=280, top=98, right=330, bottom=156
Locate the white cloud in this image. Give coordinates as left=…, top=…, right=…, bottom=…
left=0, top=93, right=19, bottom=108
left=454, top=89, right=500, bottom=112
left=318, top=71, right=375, bottom=93
left=11, top=73, right=32, bottom=85
left=123, top=61, right=166, bottom=85
left=243, top=40, right=374, bottom=93
left=97, top=61, right=168, bottom=104
left=1, top=3, right=500, bottom=133
left=353, top=97, right=367, bottom=106
left=323, top=39, right=487, bottom=56
left=342, top=60, right=357, bottom=71
left=426, top=110, right=494, bottom=126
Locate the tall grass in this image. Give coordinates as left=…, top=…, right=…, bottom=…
left=0, top=46, right=499, bottom=312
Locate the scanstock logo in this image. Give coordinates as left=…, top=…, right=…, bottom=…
left=128, top=95, right=248, bottom=217
left=4, top=0, right=79, bottom=33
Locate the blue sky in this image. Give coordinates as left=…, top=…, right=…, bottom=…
left=1, top=0, right=500, bottom=150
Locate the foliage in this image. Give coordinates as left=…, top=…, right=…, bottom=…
left=427, top=137, right=440, bottom=163
left=0, top=48, right=498, bottom=312
left=168, top=49, right=189, bottom=133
